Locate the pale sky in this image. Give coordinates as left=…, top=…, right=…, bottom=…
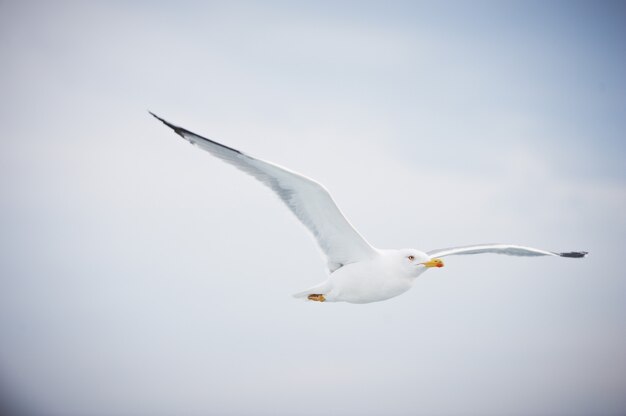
left=1, top=1, right=625, bottom=415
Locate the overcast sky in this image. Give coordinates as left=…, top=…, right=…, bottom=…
left=1, top=1, right=625, bottom=415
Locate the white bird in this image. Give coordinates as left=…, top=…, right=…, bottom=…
left=150, top=113, right=587, bottom=304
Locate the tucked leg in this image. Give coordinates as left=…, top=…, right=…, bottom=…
left=307, top=294, right=326, bottom=302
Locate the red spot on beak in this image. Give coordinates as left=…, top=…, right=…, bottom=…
left=437, top=263, right=443, bottom=268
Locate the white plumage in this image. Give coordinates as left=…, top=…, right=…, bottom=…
left=151, top=113, right=587, bottom=304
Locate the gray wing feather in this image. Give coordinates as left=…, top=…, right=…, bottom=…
left=427, top=243, right=587, bottom=259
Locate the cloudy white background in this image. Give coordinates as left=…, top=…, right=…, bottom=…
left=1, top=1, right=625, bottom=415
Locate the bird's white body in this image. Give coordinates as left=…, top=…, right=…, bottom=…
left=151, top=113, right=588, bottom=304
left=294, top=249, right=430, bottom=303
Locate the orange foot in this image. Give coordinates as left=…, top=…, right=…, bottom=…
left=307, top=294, right=326, bottom=302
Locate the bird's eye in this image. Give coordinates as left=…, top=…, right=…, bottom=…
left=408, top=255, right=415, bottom=261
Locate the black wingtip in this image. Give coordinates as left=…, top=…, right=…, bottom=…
left=148, top=111, right=186, bottom=138
left=148, top=111, right=163, bottom=123
left=148, top=112, right=244, bottom=155
left=558, top=251, right=588, bottom=258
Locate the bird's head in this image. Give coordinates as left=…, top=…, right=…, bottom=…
left=399, top=249, right=444, bottom=276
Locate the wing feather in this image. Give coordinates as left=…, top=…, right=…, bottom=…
left=150, top=113, right=378, bottom=272
left=427, top=243, right=587, bottom=259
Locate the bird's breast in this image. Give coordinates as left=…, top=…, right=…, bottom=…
left=328, top=262, right=414, bottom=303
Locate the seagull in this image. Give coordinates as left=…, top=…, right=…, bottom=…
left=150, top=113, right=587, bottom=304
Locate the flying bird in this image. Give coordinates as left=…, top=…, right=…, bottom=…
left=150, top=113, right=587, bottom=304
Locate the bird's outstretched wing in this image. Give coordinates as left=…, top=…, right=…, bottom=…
left=150, top=113, right=378, bottom=272
left=427, top=244, right=587, bottom=259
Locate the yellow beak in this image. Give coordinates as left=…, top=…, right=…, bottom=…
left=421, top=258, right=444, bottom=268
